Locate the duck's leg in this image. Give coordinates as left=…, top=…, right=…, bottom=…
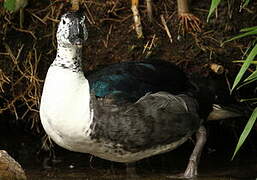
left=131, top=0, right=143, bottom=38
left=184, top=125, right=207, bottom=178
left=177, top=0, right=201, bottom=34
left=126, top=162, right=139, bottom=179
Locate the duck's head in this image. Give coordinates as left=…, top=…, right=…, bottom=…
left=57, top=11, right=88, bottom=48
left=190, top=75, right=237, bottom=120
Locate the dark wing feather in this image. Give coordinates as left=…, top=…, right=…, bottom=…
left=90, top=92, right=200, bottom=153
left=87, top=61, right=189, bottom=103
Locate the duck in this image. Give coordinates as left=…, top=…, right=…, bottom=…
left=39, top=11, right=236, bottom=178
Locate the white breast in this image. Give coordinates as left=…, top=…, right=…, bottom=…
left=40, top=66, right=94, bottom=150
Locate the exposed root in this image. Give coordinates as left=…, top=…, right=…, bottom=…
left=41, top=135, right=55, bottom=151
left=0, top=69, right=10, bottom=93
left=178, top=12, right=201, bottom=34
left=0, top=1, right=64, bottom=136
left=191, top=30, right=222, bottom=53
left=142, top=34, right=158, bottom=58
left=38, top=135, right=57, bottom=168
left=1, top=43, right=43, bottom=126
left=160, top=15, right=173, bottom=44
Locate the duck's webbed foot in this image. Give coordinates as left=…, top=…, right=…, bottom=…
left=183, top=159, right=197, bottom=178
left=179, top=12, right=202, bottom=33
left=183, top=125, right=207, bottom=178
left=167, top=125, right=206, bottom=179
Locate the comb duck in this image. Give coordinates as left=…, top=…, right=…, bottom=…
left=40, top=11, right=233, bottom=178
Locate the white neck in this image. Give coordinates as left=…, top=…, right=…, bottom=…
left=52, top=45, right=83, bottom=72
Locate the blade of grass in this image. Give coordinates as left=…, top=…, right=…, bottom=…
left=242, top=0, right=250, bottom=8
left=231, top=43, right=257, bottom=91
left=240, top=98, right=257, bottom=102
left=240, top=26, right=257, bottom=32
left=237, top=77, right=257, bottom=90
left=233, top=60, right=257, bottom=64
left=232, top=107, right=257, bottom=159
left=207, top=0, right=221, bottom=22
left=222, top=29, right=257, bottom=45
left=241, top=40, right=256, bottom=59
left=244, top=70, right=257, bottom=81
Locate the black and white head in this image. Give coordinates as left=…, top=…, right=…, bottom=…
left=57, top=11, right=88, bottom=47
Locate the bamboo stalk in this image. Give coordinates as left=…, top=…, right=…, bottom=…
left=70, top=0, right=80, bottom=11
left=19, top=8, right=24, bottom=28
left=177, top=0, right=201, bottom=32
left=177, top=0, right=190, bottom=14
left=131, top=0, right=143, bottom=38
left=146, top=0, right=153, bottom=22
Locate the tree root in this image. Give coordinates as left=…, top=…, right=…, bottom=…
left=178, top=12, right=201, bottom=34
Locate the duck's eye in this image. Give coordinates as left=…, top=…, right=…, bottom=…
left=63, top=20, right=66, bottom=24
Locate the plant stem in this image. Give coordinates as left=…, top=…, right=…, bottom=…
left=131, top=0, right=143, bottom=38
left=71, top=0, right=80, bottom=11
left=146, top=0, right=153, bottom=22
left=19, top=8, right=24, bottom=28
left=177, top=0, right=190, bottom=15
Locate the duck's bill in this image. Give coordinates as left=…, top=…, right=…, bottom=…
left=207, top=104, right=246, bottom=121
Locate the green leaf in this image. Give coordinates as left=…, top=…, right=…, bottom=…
left=244, top=70, right=257, bottom=82
left=237, top=77, right=257, bottom=90
left=242, top=0, right=251, bottom=8
left=240, top=26, right=257, bottom=32
left=207, top=0, right=221, bottom=22
left=4, top=0, right=16, bottom=12
left=240, top=98, right=257, bottom=102
left=231, top=43, right=257, bottom=91
left=232, top=107, right=257, bottom=159
left=3, top=0, right=28, bottom=12
left=223, top=29, right=257, bottom=45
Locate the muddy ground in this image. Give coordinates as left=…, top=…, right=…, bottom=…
left=0, top=0, right=257, bottom=179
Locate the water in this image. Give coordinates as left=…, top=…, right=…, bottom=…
left=1, top=119, right=256, bottom=180
left=27, top=167, right=256, bottom=180
left=25, top=149, right=257, bottom=180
